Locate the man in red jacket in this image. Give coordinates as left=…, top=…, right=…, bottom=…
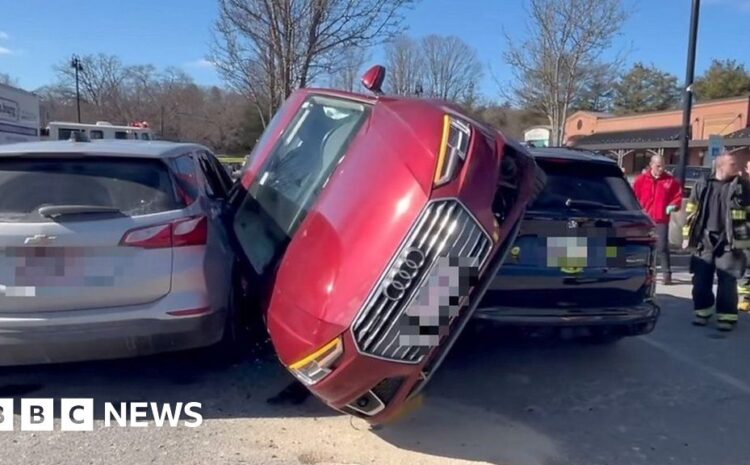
left=633, top=155, right=684, bottom=285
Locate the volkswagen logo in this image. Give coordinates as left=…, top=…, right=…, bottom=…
left=567, top=220, right=579, bottom=229
left=383, top=247, right=426, bottom=301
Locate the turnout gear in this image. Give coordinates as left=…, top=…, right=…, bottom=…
left=683, top=176, right=750, bottom=251
left=738, top=274, right=750, bottom=312
left=684, top=174, right=750, bottom=329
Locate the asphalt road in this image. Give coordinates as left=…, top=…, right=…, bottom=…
left=1, top=271, right=750, bottom=465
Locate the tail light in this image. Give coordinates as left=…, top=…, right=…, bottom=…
left=173, top=216, right=208, bottom=247
left=120, top=216, right=207, bottom=249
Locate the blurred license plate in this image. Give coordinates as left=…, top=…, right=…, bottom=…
left=546, top=237, right=588, bottom=268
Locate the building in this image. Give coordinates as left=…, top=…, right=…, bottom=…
left=523, top=126, right=551, bottom=147
left=565, top=95, right=750, bottom=173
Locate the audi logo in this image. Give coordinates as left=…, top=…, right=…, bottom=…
left=383, top=247, right=426, bottom=301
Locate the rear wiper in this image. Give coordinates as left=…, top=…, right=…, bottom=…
left=565, top=199, right=621, bottom=210
left=38, top=205, right=122, bottom=219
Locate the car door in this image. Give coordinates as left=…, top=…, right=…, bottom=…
left=194, top=150, right=235, bottom=309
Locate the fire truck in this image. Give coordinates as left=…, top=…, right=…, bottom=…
left=44, top=120, right=153, bottom=141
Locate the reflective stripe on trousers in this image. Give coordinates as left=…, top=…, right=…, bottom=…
left=717, top=313, right=739, bottom=323
left=694, top=307, right=715, bottom=318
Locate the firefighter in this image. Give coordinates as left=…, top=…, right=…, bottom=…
left=683, top=153, right=750, bottom=331
left=739, top=159, right=750, bottom=312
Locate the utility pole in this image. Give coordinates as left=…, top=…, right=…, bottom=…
left=70, top=55, right=84, bottom=123
left=677, top=0, right=701, bottom=187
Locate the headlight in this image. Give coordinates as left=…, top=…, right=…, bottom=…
left=434, top=115, right=472, bottom=186
left=288, top=337, right=343, bottom=386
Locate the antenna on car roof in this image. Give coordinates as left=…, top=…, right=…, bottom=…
left=361, top=65, right=386, bottom=96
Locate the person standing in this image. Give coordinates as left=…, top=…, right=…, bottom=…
left=684, top=153, right=750, bottom=331
left=633, top=155, right=683, bottom=285
left=738, top=159, right=750, bottom=311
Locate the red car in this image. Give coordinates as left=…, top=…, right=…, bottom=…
left=232, top=67, right=543, bottom=424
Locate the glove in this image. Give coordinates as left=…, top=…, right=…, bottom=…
left=666, top=205, right=678, bottom=215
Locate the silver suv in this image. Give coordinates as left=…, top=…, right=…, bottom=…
left=0, top=140, right=239, bottom=365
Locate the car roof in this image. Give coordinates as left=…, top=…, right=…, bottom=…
left=0, top=140, right=210, bottom=159
left=530, top=147, right=617, bottom=165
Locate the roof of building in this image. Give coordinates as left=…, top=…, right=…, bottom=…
left=530, top=147, right=616, bottom=165
left=726, top=127, right=750, bottom=139
left=569, top=95, right=750, bottom=123
left=0, top=140, right=208, bottom=158
left=571, top=126, right=682, bottom=146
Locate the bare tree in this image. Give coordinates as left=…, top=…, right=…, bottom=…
left=0, top=73, right=17, bottom=86
left=503, top=0, right=629, bottom=145
left=211, top=0, right=415, bottom=125
left=328, top=46, right=371, bottom=92
left=43, top=55, right=255, bottom=154
left=421, top=35, right=483, bottom=102
left=54, top=54, right=129, bottom=113
left=385, top=35, right=423, bottom=96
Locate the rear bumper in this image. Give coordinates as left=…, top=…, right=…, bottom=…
left=474, top=301, right=660, bottom=331
left=0, top=309, right=226, bottom=367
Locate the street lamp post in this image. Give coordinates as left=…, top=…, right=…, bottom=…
left=70, top=55, right=83, bottom=123
left=677, top=0, right=701, bottom=187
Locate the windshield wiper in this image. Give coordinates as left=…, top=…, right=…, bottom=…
left=565, top=198, right=620, bottom=210
left=38, top=205, right=123, bottom=219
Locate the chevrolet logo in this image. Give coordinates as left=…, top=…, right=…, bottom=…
left=24, top=234, right=57, bottom=245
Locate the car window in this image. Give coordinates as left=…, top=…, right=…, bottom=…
left=198, top=151, right=229, bottom=198
left=0, top=157, right=179, bottom=223
left=90, top=130, right=104, bottom=140
left=115, top=131, right=128, bottom=140
left=210, top=155, right=234, bottom=190
left=170, top=154, right=200, bottom=205
left=532, top=160, right=642, bottom=211
left=234, top=95, right=370, bottom=275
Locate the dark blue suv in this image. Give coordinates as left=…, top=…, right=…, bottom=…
left=476, top=148, right=660, bottom=342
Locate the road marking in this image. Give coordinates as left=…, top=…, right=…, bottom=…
left=641, top=336, right=750, bottom=395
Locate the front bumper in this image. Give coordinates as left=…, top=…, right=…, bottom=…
left=296, top=204, right=529, bottom=424
left=0, top=309, right=226, bottom=366
left=474, top=301, right=660, bottom=334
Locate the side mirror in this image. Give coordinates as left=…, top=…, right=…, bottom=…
left=361, top=65, right=386, bottom=96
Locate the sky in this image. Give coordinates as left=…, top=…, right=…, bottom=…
left=1, top=0, right=749, bottom=100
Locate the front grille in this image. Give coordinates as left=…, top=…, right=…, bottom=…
left=352, top=199, right=492, bottom=363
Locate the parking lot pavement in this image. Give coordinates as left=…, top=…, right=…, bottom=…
left=2, top=279, right=750, bottom=465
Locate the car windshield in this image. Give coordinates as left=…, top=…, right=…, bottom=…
left=531, top=160, right=642, bottom=212
left=0, top=156, right=179, bottom=222
left=234, top=95, right=370, bottom=275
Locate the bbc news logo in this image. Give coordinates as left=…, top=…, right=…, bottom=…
left=0, top=399, right=203, bottom=431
